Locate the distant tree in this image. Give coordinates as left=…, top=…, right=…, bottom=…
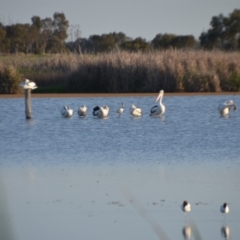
left=199, top=9, right=240, bottom=50
left=170, top=35, right=196, bottom=49
left=0, top=23, right=6, bottom=52
left=120, top=37, right=151, bottom=51
left=151, top=33, right=176, bottom=49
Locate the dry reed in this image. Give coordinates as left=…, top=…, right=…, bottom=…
left=0, top=50, right=240, bottom=93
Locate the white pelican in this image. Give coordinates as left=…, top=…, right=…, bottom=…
left=116, top=103, right=124, bottom=116
left=61, top=106, right=73, bottom=118
left=130, top=104, right=142, bottom=117
left=93, top=105, right=109, bottom=118
left=220, top=203, right=229, bottom=219
left=150, top=90, right=165, bottom=117
left=78, top=105, right=87, bottom=117
left=181, top=200, right=191, bottom=222
left=218, top=100, right=237, bottom=117
left=19, top=79, right=37, bottom=90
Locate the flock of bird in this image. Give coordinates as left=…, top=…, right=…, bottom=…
left=61, top=89, right=237, bottom=118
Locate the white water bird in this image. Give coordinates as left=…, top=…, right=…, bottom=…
left=220, top=203, right=229, bottom=219
left=130, top=104, right=142, bottom=117
left=93, top=105, right=109, bottom=118
left=19, top=79, right=37, bottom=90
left=78, top=105, right=87, bottom=117
left=181, top=200, right=191, bottom=221
left=218, top=100, right=237, bottom=117
left=61, top=106, right=73, bottom=118
left=150, top=90, right=165, bottom=117
left=116, top=103, right=124, bottom=116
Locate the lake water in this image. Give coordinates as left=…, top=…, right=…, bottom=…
left=0, top=95, right=240, bottom=240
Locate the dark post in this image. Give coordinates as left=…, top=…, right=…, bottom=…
left=25, top=89, right=32, bottom=119
left=19, top=79, right=37, bottom=119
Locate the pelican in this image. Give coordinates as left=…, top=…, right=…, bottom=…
left=218, top=100, right=237, bottom=117
left=116, top=103, right=124, bottom=116
left=93, top=105, right=109, bottom=118
left=130, top=104, right=142, bottom=117
left=78, top=105, right=87, bottom=117
left=61, top=106, right=73, bottom=118
left=150, top=90, right=165, bottom=117
left=220, top=203, right=229, bottom=220
left=19, top=79, right=37, bottom=90
left=181, top=200, right=191, bottom=222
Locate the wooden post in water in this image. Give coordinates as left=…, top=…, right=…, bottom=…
left=25, top=88, right=32, bottom=119
left=19, top=79, right=37, bottom=119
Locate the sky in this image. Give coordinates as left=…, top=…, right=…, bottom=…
left=1, top=0, right=239, bottom=41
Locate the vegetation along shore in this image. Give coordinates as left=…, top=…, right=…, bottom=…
left=0, top=9, right=240, bottom=94
left=0, top=50, right=240, bottom=94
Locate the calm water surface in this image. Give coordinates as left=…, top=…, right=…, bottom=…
left=0, top=95, right=240, bottom=240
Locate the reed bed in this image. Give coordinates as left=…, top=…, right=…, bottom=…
left=0, top=50, right=240, bottom=93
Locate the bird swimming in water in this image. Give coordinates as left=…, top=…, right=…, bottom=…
left=61, top=106, right=73, bottom=118
left=150, top=90, right=165, bottom=117
left=78, top=105, right=87, bottom=117
left=218, top=100, right=237, bottom=117
left=93, top=105, right=109, bottom=118
left=130, top=104, right=142, bottom=117
left=116, top=103, right=124, bottom=117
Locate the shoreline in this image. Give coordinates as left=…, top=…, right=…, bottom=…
left=0, top=92, right=240, bottom=98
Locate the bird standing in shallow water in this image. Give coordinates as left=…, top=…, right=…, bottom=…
left=116, top=103, right=124, bottom=117
left=181, top=200, right=191, bottom=222
left=220, top=202, right=229, bottom=221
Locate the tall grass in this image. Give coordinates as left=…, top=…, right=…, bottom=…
left=0, top=50, right=240, bottom=93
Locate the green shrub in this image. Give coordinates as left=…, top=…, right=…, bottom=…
left=0, top=65, right=22, bottom=94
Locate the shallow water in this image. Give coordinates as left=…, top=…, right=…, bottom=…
left=0, top=95, right=240, bottom=240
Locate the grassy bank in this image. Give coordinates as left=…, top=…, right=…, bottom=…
left=0, top=50, right=240, bottom=94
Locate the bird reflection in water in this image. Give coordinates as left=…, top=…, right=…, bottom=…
left=182, top=225, right=192, bottom=240
left=221, top=225, right=230, bottom=239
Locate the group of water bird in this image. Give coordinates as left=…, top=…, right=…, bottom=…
left=61, top=89, right=237, bottom=118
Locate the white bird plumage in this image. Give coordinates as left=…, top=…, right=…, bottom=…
left=116, top=103, right=124, bottom=116
left=218, top=100, right=237, bottom=117
left=130, top=104, right=142, bottom=117
left=181, top=200, right=191, bottom=223
left=150, top=90, right=165, bottom=117
left=182, top=200, right=191, bottom=213
left=78, top=105, right=87, bottom=117
left=93, top=105, right=109, bottom=118
left=61, top=106, right=73, bottom=118
left=220, top=202, right=229, bottom=215
left=19, top=79, right=37, bottom=90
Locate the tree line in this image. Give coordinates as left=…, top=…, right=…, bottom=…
left=0, top=9, right=240, bottom=54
